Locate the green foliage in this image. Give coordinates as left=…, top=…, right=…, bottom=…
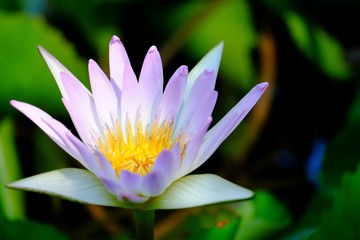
left=0, top=12, right=88, bottom=115
left=0, top=118, right=24, bottom=221
left=0, top=218, right=69, bottom=240
left=284, top=11, right=352, bottom=80
left=322, top=121, right=360, bottom=188
left=234, top=191, right=291, bottom=239
left=309, top=163, right=360, bottom=239
left=167, top=0, right=257, bottom=90
left=322, top=84, right=360, bottom=188
left=161, top=191, right=290, bottom=240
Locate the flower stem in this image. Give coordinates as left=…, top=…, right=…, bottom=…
left=134, top=210, right=155, bottom=240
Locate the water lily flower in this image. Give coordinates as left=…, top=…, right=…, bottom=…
left=8, top=36, right=268, bottom=210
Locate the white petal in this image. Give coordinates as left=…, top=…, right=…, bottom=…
left=144, top=174, right=253, bottom=210
left=185, top=42, right=223, bottom=100
left=61, top=72, right=101, bottom=144
left=38, top=46, right=89, bottom=99
left=7, top=168, right=125, bottom=207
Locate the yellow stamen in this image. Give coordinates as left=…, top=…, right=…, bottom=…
left=97, top=119, right=184, bottom=176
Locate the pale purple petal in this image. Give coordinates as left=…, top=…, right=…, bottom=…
left=158, top=65, right=187, bottom=123
left=176, top=117, right=212, bottom=179
left=119, top=171, right=142, bottom=194
left=60, top=72, right=101, bottom=144
left=109, top=36, right=130, bottom=90
left=118, top=192, right=149, bottom=204
left=41, top=117, right=88, bottom=169
left=38, top=46, right=89, bottom=100
left=138, top=46, right=163, bottom=125
left=92, top=151, right=119, bottom=182
left=153, top=144, right=181, bottom=184
left=175, top=70, right=215, bottom=134
left=139, top=150, right=175, bottom=196
left=120, top=62, right=139, bottom=128
left=186, top=91, right=217, bottom=133
left=88, top=59, right=119, bottom=125
left=189, top=82, right=269, bottom=172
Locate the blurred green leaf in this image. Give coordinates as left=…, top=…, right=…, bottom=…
left=33, top=129, right=70, bottom=172
left=189, top=218, right=239, bottom=240
left=322, top=122, right=360, bottom=188
left=0, top=118, right=25, bottom=221
left=0, top=0, right=23, bottom=11
left=309, top=162, right=360, bottom=239
left=167, top=0, right=257, bottom=90
left=161, top=191, right=290, bottom=240
left=322, top=84, right=360, bottom=187
left=0, top=12, right=88, bottom=115
left=0, top=218, right=68, bottom=240
left=234, top=191, right=291, bottom=239
left=284, top=11, right=352, bottom=80
left=160, top=205, right=240, bottom=239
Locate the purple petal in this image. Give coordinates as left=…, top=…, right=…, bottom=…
left=186, top=91, right=217, bottom=133
left=41, top=117, right=88, bottom=169
left=10, top=100, right=83, bottom=164
left=60, top=72, right=101, bottom=144
left=109, top=36, right=130, bottom=90
left=190, top=82, right=269, bottom=172
left=92, top=151, right=119, bottom=182
left=88, top=59, right=119, bottom=125
left=139, top=150, right=174, bottom=196
left=138, top=46, right=163, bottom=125
left=177, top=117, right=212, bottom=178
left=119, top=170, right=142, bottom=194
left=158, top=65, right=187, bottom=123
left=175, top=70, right=215, bottom=134
left=120, top=62, right=139, bottom=127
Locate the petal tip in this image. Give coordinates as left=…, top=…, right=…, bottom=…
left=148, top=45, right=158, bottom=53
left=110, top=35, right=121, bottom=45
left=257, top=82, right=269, bottom=91
left=179, top=65, right=188, bottom=75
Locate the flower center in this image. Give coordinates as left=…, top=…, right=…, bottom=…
left=97, top=119, right=183, bottom=176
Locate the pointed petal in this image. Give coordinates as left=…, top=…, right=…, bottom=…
left=109, top=36, right=130, bottom=90
left=88, top=59, right=119, bottom=125
left=61, top=72, right=101, bottom=144
left=10, top=100, right=82, bottom=163
left=138, top=46, right=163, bottom=125
left=140, top=150, right=175, bottom=196
left=175, top=70, right=215, bottom=134
left=119, top=170, right=142, bottom=194
left=159, top=65, right=187, bottom=122
left=190, top=82, right=269, bottom=172
left=177, top=117, right=212, bottom=179
left=121, top=62, right=139, bottom=127
left=185, top=42, right=223, bottom=99
left=38, top=46, right=89, bottom=99
left=144, top=174, right=253, bottom=210
left=7, top=168, right=125, bottom=207
left=42, top=117, right=89, bottom=169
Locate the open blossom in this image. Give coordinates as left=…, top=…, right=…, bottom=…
left=8, top=36, right=268, bottom=209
